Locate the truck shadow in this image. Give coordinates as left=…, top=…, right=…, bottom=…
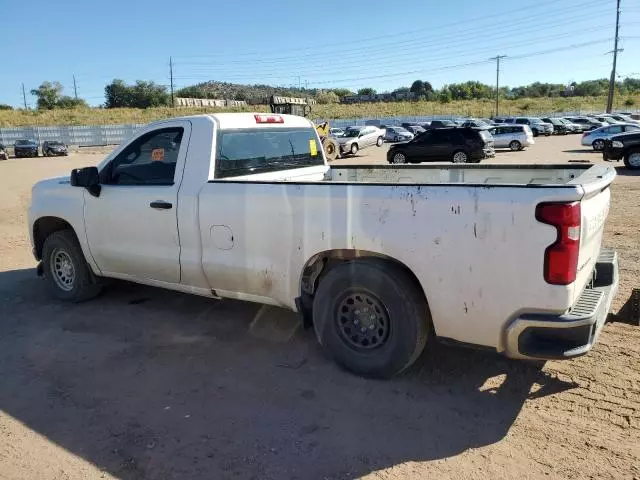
left=0, top=268, right=577, bottom=479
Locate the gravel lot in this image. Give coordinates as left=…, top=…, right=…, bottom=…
left=0, top=134, right=638, bottom=480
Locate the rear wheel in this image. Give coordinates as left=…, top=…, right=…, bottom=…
left=452, top=150, right=468, bottom=163
left=509, top=140, right=522, bottom=151
left=312, top=259, right=429, bottom=378
left=376, top=136, right=384, bottom=147
left=350, top=143, right=359, bottom=155
left=624, top=150, right=640, bottom=170
left=592, top=139, right=605, bottom=151
left=532, top=128, right=539, bottom=137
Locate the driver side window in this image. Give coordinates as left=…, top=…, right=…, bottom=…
left=105, top=127, right=184, bottom=186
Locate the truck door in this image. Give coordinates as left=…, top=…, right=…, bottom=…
left=83, top=121, right=191, bottom=283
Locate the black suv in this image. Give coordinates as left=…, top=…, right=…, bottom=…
left=42, top=140, right=68, bottom=156
left=602, top=132, right=640, bottom=169
left=14, top=139, right=39, bottom=157
left=387, top=127, right=494, bottom=164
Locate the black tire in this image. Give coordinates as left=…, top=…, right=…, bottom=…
left=350, top=143, right=359, bottom=155
left=376, top=136, right=384, bottom=147
left=592, top=139, right=605, bottom=151
left=451, top=150, right=468, bottom=163
left=322, top=137, right=339, bottom=162
left=42, top=230, right=102, bottom=302
left=390, top=151, right=407, bottom=164
left=312, top=259, right=429, bottom=378
left=532, top=129, right=539, bottom=137
left=623, top=149, right=640, bottom=170
left=509, top=140, right=522, bottom=151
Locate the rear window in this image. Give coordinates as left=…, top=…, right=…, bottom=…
left=216, top=127, right=324, bottom=179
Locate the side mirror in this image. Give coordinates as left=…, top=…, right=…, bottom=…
left=70, top=166, right=101, bottom=197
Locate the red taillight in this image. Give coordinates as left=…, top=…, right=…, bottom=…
left=536, top=202, right=581, bottom=285
left=254, top=114, right=284, bottom=124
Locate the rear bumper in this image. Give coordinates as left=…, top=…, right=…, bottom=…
left=504, top=248, right=618, bottom=360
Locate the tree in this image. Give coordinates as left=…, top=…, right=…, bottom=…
left=331, top=88, right=353, bottom=98
left=315, top=91, right=339, bottom=104
left=30, top=81, right=64, bottom=109
left=410, top=80, right=424, bottom=96
left=105, top=79, right=169, bottom=108
left=0, top=104, right=13, bottom=110
left=57, top=96, right=89, bottom=109
left=357, top=87, right=376, bottom=96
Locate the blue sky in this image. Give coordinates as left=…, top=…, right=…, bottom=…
left=2, top=0, right=640, bottom=107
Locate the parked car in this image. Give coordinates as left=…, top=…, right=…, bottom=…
left=603, top=131, right=640, bottom=169
left=510, top=117, right=553, bottom=136
left=556, top=118, right=583, bottom=133
left=563, top=116, right=605, bottom=131
left=0, top=143, right=8, bottom=160
left=336, top=125, right=385, bottom=155
left=384, top=126, right=414, bottom=142
left=489, top=125, right=534, bottom=151
left=427, top=119, right=457, bottom=129
left=582, top=123, right=640, bottom=151
left=14, top=139, right=39, bottom=158
left=387, top=127, right=494, bottom=164
left=493, top=117, right=508, bottom=124
left=329, top=127, right=344, bottom=137
left=588, top=114, right=621, bottom=125
left=480, top=118, right=497, bottom=126
left=42, top=141, right=69, bottom=156
left=541, top=117, right=570, bottom=135
left=460, top=118, right=492, bottom=129
left=601, top=113, right=640, bottom=125
left=28, top=113, right=618, bottom=377
left=404, top=125, right=426, bottom=136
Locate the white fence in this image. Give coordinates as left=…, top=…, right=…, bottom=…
left=0, top=124, right=144, bottom=147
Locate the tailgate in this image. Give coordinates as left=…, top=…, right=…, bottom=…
left=572, top=165, right=615, bottom=301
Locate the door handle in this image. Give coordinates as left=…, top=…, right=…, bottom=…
left=150, top=200, right=173, bottom=210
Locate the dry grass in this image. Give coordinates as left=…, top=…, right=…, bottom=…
left=1, top=95, right=637, bottom=127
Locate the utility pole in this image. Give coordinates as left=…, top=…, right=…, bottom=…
left=489, top=55, right=507, bottom=117
left=606, top=0, right=622, bottom=113
left=21, top=83, right=27, bottom=109
left=297, top=75, right=301, bottom=90
left=169, top=56, right=175, bottom=108
left=73, top=74, right=78, bottom=100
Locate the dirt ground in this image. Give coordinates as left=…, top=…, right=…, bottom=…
left=0, top=135, right=638, bottom=480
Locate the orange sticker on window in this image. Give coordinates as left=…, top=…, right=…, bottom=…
left=151, top=148, right=165, bottom=161
left=309, top=139, right=318, bottom=156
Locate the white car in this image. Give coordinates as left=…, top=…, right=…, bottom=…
left=489, top=124, right=535, bottom=150
left=384, top=126, right=414, bottom=142
left=581, top=123, right=640, bottom=151
left=336, top=125, right=385, bottom=155
left=329, top=127, right=344, bottom=137
left=28, top=113, right=618, bottom=378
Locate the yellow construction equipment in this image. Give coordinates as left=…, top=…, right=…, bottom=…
left=268, top=96, right=340, bottom=161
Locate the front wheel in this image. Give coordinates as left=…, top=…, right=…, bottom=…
left=624, top=150, right=640, bottom=170
left=350, top=143, right=359, bottom=155
left=42, top=230, right=102, bottom=302
left=592, top=139, right=605, bottom=151
left=312, top=259, right=429, bottom=378
left=376, top=136, right=384, bottom=147
left=452, top=150, right=468, bottom=163
left=391, top=152, right=406, bottom=164
left=509, top=140, right=522, bottom=151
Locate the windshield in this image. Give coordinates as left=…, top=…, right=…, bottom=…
left=16, top=140, right=35, bottom=146
left=48, top=141, right=64, bottom=146
left=343, top=128, right=361, bottom=138
left=216, top=127, right=324, bottom=178
left=395, top=127, right=410, bottom=134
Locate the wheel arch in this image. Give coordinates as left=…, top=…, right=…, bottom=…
left=33, top=216, right=78, bottom=260
left=298, top=249, right=432, bottom=323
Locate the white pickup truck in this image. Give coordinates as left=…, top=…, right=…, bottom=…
left=28, top=113, right=619, bottom=378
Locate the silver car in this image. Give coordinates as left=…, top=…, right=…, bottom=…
left=581, top=123, right=640, bottom=150
left=384, top=126, right=414, bottom=142
left=489, top=124, right=535, bottom=151
left=336, top=126, right=385, bottom=155
left=329, top=127, right=344, bottom=137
